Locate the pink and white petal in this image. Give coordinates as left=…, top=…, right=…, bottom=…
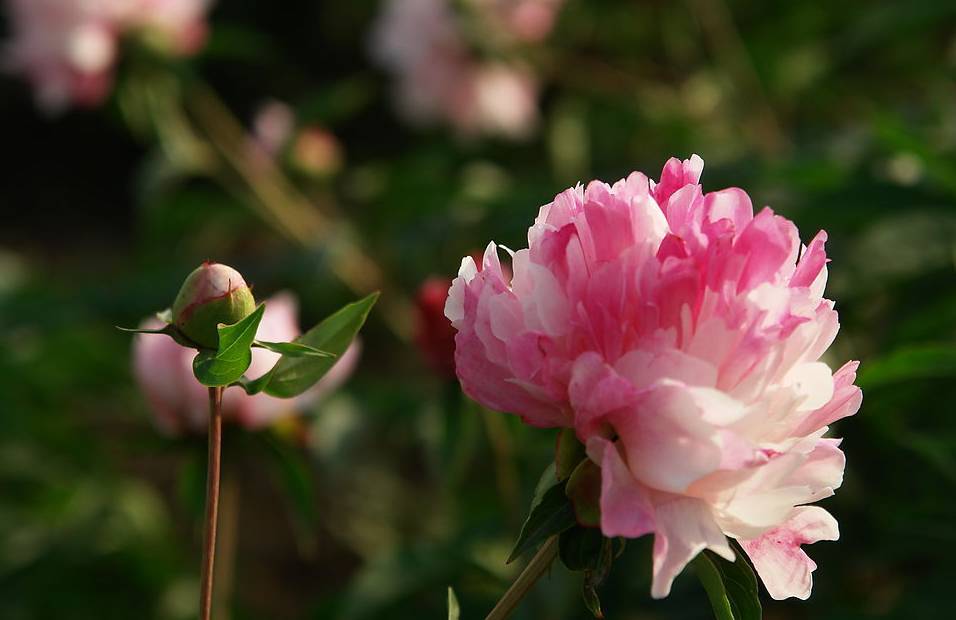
left=796, top=361, right=862, bottom=436
left=651, top=495, right=733, bottom=598
left=588, top=437, right=655, bottom=538
left=739, top=506, right=839, bottom=600
left=612, top=382, right=725, bottom=494
left=783, top=438, right=845, bottom=503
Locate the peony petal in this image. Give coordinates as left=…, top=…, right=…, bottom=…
left=739, top=506, right=839, bottom=600
left=588, top=437, right=656, bottom=538
left=651, top=494, right=733, bottom=598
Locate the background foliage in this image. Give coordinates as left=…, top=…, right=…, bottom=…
left=2, top=1, right=956, bottom=618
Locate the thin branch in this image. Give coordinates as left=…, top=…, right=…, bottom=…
left=485, top=536, right=559, bottom=620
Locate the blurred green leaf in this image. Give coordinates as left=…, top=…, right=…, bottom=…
left=858, top=345, right=956, bottom=389
left=447, top=587, right=460, bottom=620
left=191, top=304, right=265, bottom=387
left=692, top=543, right=762, bottom=620
left=244, top=293, right=378, bottom=397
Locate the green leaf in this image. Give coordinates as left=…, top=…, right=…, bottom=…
left=447, top=587, right=460, bottom=620
left=692, top=542, right=762, bottom=620
left=508, top=475, right=577, bottom=563
left=244, top=292, right=378, bottom=397
left=858, top=345, right=956, bottom=389
left=253, top=340, right=336, bottom=358
left=192, top=304, right=265, bottom=387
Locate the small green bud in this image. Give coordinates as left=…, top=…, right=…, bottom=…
left=171, top=262, right=256, bottom=349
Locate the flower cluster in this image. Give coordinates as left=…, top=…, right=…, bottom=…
left=133, top=292, right=359, bottom=434
left=4, top=0, right=211, bottom=111
left=369, top=0, right=564, bottom=138
left=445, top=155, right=861, bottom=600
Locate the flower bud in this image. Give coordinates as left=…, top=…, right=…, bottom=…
left=171, top=262, right=256, bottom=348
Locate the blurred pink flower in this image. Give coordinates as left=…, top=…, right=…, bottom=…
left=472, top=0, right=565, bottom=42
left=133, top=292, right=360, bottom=435
left=4, top=0, right=210, bottom=112
left=414, top=277, right=457, bottom=378
left=251, top=100, right=296, bottom=156
left=369, top=0, right=539, bottom=138
left=445, top=155, right=861, bottom=600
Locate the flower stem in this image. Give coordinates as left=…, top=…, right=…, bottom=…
left=200, top=386, right=224, bottom=620
left=485, top=536, right=559, bottom=620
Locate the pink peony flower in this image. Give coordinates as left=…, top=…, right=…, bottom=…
left=445, top=155, right=861, bottom=600
left=133, top=292, right=360, bottom=435
left=369, top=0, right=539, bottom=138
left=4, top=0, right=210, bottom=112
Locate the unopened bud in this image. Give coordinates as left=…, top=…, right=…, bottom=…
left=171, top=262, right=256, bottom=348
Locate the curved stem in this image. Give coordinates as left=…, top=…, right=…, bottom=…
left=200, top=386, right=224, bottom=620
left=485, top=536, right=559, bottom=620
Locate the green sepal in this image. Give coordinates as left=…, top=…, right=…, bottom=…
left=555, top=428, right=586, bottom=481
left=558, top=526, right=604, bottom=571
left=116, top=316, right=201, bottom=349
left=565, top=459, right=602, bottom=527
left=192, top=303, right=266, bottom=387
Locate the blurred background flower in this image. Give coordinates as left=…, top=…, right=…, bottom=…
left=133, top=292, right=360, bottom=434
left=369, top=0, right=549, bottom=138
left=3, top=0, right=209, bottom=111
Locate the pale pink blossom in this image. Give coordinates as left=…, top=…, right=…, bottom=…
left=369, top=0, right=539, bottom=138
left=445, top=155, right=861, bottom=600
left=133, top=292, right=360, bottom=435
left=4, top=0, right=210, bottom=112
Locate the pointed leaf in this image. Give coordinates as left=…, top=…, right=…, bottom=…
left=192, top=304, right=266, bottom=387
left=245, top=292, right=378, bottom=397
left=508, top=476, right=576, bottom=563
left=692, top=541, right=762, bottom=620
left=116, top=321, right=199, bottom=348
left=253, top=340, right=336, bottom=358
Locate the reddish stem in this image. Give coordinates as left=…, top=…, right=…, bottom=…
left=200, top=386, right=224, bottom=620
